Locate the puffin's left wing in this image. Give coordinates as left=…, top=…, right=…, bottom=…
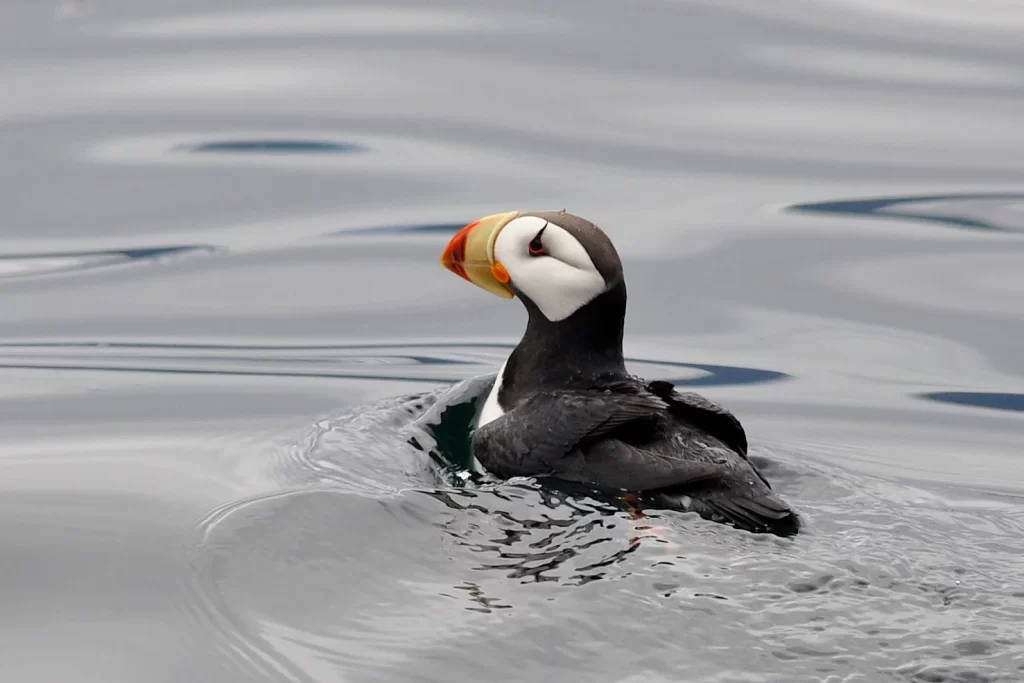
left=646, top=380, right=748, bottom=456
left=645, top=380, right=779, bottom=490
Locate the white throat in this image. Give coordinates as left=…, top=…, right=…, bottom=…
left=476, top=357, right=508, bottom=428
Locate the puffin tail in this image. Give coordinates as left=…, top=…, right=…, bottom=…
left=659, top=489, right=800, bottom=537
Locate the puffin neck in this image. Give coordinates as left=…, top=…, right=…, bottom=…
left=505, top=281, right=627, bottom=390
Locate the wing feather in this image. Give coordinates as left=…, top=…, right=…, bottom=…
left=550, top=438, right=728, bottom=492
left=473, top=386, right=730, bottom=490
left=646, top=380, right=748, bottom=456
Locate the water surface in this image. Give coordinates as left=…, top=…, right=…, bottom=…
left=2, top=1, right=1024, bottom=681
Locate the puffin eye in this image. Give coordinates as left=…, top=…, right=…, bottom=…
left=528, top=225, right=547, bottom=257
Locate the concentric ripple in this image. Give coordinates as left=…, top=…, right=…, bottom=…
left=176, top=377, right=1024, bottom=683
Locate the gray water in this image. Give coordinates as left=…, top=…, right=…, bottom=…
left=3, top=1, right=1024, bottom=681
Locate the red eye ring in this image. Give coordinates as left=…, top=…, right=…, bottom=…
left=528, top=224, right=547, bottom=256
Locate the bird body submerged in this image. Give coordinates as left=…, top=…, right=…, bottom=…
left=440, top=210, right=799, bottom=536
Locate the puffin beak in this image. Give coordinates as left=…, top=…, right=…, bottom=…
left=440, top=211, right=519, bottom=299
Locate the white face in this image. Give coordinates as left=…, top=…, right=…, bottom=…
left=492, top=215, right=608, bottom=322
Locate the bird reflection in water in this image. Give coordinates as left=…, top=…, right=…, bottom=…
left=421, top=483, right=680, bottom=592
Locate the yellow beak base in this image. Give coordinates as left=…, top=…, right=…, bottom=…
left=439, top=211, right=520, bottom=298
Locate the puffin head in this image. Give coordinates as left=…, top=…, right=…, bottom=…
left=439, top=210, right=623, bottom=322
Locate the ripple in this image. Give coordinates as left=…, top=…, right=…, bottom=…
left=181, top=424, right=1024, bottom=681
left=820, top=249, right=1024, bottom=319
left=103, top=7, right=557, bottom=39
left=789, top=193, right=1024, bottom=233
left=821, top=0, right=1024, bottom=31
left=153, top=345, right=1024, bottom=681
left=0, top=245, right=215, bottom=281
left=181, top=489, right=472, bottom=682
left=422, top=484, right=654, bottom=587
left=83, top=132, right=495, bottom=178
left=324, top=222, right=466, bottom=237
left=749, top=45, right=1022, bottom=87
left=0, top=341, right=790, bottom=387
left=86, top=132, right=372, bottom=169
left=179, top=140, right=366, bottom=155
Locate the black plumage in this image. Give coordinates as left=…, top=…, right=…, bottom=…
left=467, top=211, right=799, bottom=536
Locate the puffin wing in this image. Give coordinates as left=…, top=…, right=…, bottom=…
left=646, top=380, right=778, bottom=489
left=473, top=386, right=731, bottom=490
left=550, top=438, right=728, bottom=492
left=646, top=380, right=748, bottom=456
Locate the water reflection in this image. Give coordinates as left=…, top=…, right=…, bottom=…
left=103, top=7, right=550, bottom=39
left=5, top=0, right=1024, bottom=679
left=424, top=485, right=644, bottom=587
left=790, top=193, right=1024, bottom=233
left=0, top=341, right=791, bottom=387
left=325, top=222, right=466, bottom=237
left=179, top=140, right=366, bottom=155
left=183, top=391, right=1024, bottom=683
left=0, top=245, right=215, bottom=280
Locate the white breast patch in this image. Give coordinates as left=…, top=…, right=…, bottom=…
left=476, top=357, right=508, bottom=428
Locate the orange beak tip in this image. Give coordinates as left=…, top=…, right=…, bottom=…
left=439, top=211, right=519, bottom=299
left=440, top=224, right=473, bottom=281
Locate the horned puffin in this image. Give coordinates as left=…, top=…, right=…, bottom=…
left=439, top=210, right=799, bottom=536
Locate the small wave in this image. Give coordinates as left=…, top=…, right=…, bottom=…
left=789, top=193, right=1024, bottom=233
left=0, top=341, right=790, bottom=388
left=178, top=139, right=366, bottom=155
left=322, top=222, right=467, bottom=238
left=173, top=364, right=1024, bottom=682
left=0, top=245, right=215, bottom=281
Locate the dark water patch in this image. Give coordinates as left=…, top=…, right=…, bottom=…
left=921, top=392, right=1024, bottom=414
left=788, top=193, right=1024, bottom=233
left=674, top=361, right=787, bottom=387
left=177, top=140, right=367, bottom=155
left=419, top=395, right=480, bottom=471
left=0, top=245, right=216, bottom=281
